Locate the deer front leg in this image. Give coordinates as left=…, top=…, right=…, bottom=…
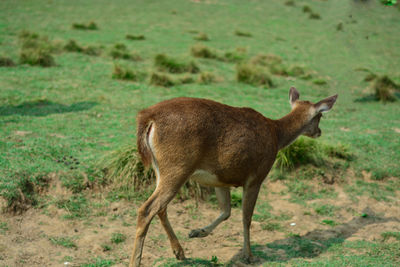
left=241, top=182, right=261, bottom=263
left=189, top=187, right=231, bottom=238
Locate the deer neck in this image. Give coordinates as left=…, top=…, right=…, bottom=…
left=275, top=109, right=308, bottom=150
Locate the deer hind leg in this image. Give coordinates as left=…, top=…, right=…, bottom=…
left=129, top=173, right=188, bottom=267
left=158, top=207, right=185, bottom=260
left=241, top=181, right=262, bottom=263
left=189, top=187, right=231, bottom=238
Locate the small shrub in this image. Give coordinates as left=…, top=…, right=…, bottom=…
left=111, top=232, right=126, bottom=244
left=126, top=34, right=145, bottom=40
left=72, top=21, right=98, bottom=30
left=190, top=44, right=217, bottom=59
left=194, top=32, right=209, bottom=41
left=198, top=72, right=217, bottom=84
left=0, top=56, right=16, bottom=67
left=19, top=48, right=55, bottom=67
left=154, top=54, right=199, bottom=73
left=149, top=72, right=176, bottom=87
left=112, top=64, right=144, bottom=82
left=236, top=63, right=274, bottom=88
left=234, top=30, right=252, bottom=37
left=309, top=13, right=321, bottom=20
left=302, top=5, right=312, bottom=13
left=336, top=22, right=344, bottom=31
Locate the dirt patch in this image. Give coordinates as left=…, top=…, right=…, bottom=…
left=0, top=177, right=399, bottom=266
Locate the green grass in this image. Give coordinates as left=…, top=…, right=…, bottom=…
left=313, top=203, right=337, bottom=217
left=80, top=258, right=114, bottom=267
left=110, top=232, right=126, bottom=244
left=381, top=231, right=400, bottom=241
left=49, top=236, right=78, bottom=249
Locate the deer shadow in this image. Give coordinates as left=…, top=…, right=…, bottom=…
left=0, top=99, right=97, bottom=117
left=228, top=207, right=399, bottom=266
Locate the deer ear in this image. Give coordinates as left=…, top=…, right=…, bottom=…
left=289, top=87, right=300, bottom=106
left=314, top=94, right=338, bottom=113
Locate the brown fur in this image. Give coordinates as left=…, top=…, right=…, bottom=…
left=130, top=87, right=338, bottom=266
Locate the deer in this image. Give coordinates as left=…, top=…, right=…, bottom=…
left=129, top=87, right=338, bottom=266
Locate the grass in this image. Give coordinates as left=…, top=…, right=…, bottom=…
left=56, top=194, right=90, bottom=219
left=345, top=180, right=396, bottom=202
left=190, top=44, right=218, bottom=59
left=80, top=258, right=114, bottom=267
left=313, top=203, right=337, bottom=217
left=381, top=231, right=400, bottom=241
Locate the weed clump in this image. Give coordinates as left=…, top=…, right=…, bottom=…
left=149, top=72, right=177, bottom=87
left=112, top=64, right=145, bottom=82
left=154, top=54, right=199, bottom=74
left=111, top=232, right=126, bottom=244
left=109, top=43, right=141, bottom=61
left=234, top=30, right=253, bottom=37
left=303, top=5, right=312, bottom=13
left=64, top=39, right=83, bottom=52
left=309, top=13, right=321, bottom=20
left=285, top=0, right=296, bottom=6
left=19, top=48, right=55, bottom=67
left=191, top=44, right=218, bottom=59
left=236, top=63, right=274, bottom=88
left=223, top=47, right=247, bottom=62
left=0, top=172, right=50, bottom=213
left=198, top=72, right=217, bottom=84
left=126, top=34, right=145, bottom=40
left=275, top=137, right=354, bottom=171
left=64, top=39, right=102, bottom=56
left=250, top=53, right=283, bottom=67
left=100, top=145, right=212, bottom=200
left=374, top=75, right=399, bottom=102
left=194, top=32, right=209, bottom=41
left=313, top=79, right=327, bottom=85
left=0, top=56, right=16, bottom=67
left=72, top=21, right=98, bottom=30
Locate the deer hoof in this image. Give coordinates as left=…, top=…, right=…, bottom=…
left=188, top=228, right=208, bottom=238
left=173, top=248, right=186, bottom=260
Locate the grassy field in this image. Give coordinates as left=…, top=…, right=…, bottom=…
left=0, top=0, right=399, bottom=266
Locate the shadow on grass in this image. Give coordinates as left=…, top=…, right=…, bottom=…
left=160, top=258, right=222, bottom=267
left=0, top=100, right=97, bottom=116
left=227, top=208, right=399, bottom=266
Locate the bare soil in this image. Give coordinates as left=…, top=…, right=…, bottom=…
left=0, top=178, right=399, bottom=267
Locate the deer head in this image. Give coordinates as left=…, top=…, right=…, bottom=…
left=289, top=87, right=338, bottom=139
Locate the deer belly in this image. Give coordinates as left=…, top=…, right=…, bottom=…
left=189, top=170, right=229, bottom=187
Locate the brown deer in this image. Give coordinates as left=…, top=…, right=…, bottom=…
left=130, top=87, right=337, bottom=266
